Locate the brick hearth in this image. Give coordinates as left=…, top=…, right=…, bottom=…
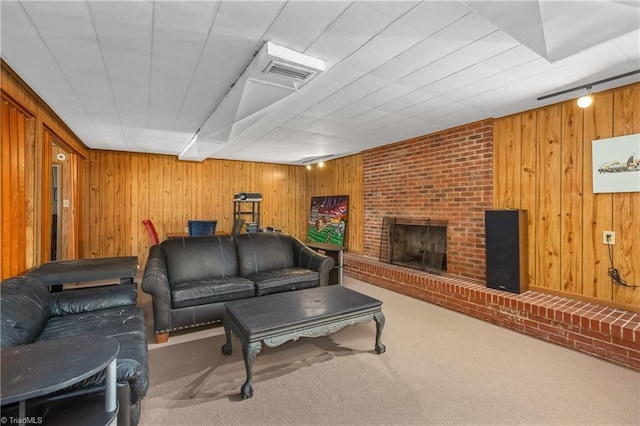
left=345, top=253, right=640, bottom=371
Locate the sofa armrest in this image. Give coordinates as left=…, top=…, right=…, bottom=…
left=294, top=240, right=336, bottom=286
left=141, top=245, right=172, bottom=333
left=51, top=284, right=137, bottom=316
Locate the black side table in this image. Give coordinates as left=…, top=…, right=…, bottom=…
left=27, top=256, right=138, bottom=291
left=1, top=336, right=119, bottom=425
left=306, top=242, right=346, bottom=285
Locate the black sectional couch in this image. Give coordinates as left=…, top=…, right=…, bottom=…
left=0, top=276, right=148, bottom=426
left=142, top=232, right=335, bottom=342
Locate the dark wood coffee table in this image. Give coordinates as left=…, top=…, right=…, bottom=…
left=221, top=285, right=385, bottom=399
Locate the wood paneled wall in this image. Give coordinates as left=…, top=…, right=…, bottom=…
left=87, top=151, right=366, bottom=267
left=494, top=83, right=639, bottom=308
left=87, top=152, right=316, bottom=266
left=306, top=154, right=365, bottom=254
left=1, top=60, right=88, bottom=280
left=1, top=97, right=33, bottom=277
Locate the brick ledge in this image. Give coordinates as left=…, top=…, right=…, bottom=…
left=344, top=253, right=640, bottom=371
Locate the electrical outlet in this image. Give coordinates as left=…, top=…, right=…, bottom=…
left=602, top=231, right=615, bottom=245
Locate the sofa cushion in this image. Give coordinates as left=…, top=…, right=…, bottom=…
left=235, top=233, right=295, bottom=277
left=162, top=235, right=239, bottom=285
left=0, top=276, right=52, bottom=348
left=248, top=268, right=320, bottom=296
left=37, top=305, right=149, bottom=402
left=171, top=277, right=255, bottom=308
left=51, top=283, right=137, bottom=315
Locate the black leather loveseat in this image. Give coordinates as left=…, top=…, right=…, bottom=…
left=142, top=232, right=335, bottom=343
left=0, top=276, right=148, bottom=426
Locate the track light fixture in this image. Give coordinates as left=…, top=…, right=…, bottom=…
left=576, top=87, right=593, bottom=109
left=303, top=155, right=331, bottom=170
left=537, top=69, right=640, bottom=109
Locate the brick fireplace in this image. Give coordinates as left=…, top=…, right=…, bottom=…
left=363, top=119, right=493, bottom=281
left=345, top=119, right=639, bottom=370
left=380, top=217, right=448, bottom=274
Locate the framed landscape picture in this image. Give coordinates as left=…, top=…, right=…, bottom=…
left=307, top=195, right=348, bottom=246
left=592, top=134, right=640, bottom=193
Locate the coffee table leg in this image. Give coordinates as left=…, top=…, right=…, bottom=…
left=221, top=316, right=232, bottom=355
left=374, top=312, right=386, bottom=354
left=241, top=341, right=262, bottom=399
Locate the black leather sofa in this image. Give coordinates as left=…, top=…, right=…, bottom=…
left=142, top=232, right=335, bottom=343
left=0, top=276, right=148, bottom=426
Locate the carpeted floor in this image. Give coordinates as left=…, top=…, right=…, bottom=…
left=137, top=277, right=640, bottom=426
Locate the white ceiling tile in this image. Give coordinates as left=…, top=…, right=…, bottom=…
left=306, top=31, right=361, bottom=65
left=483, top=44, right=541, bottom=71
left=324, top=104, right=370, bottom=122
left=153, top=1, right=218, bottom=34
left=499, top=57, right=558, bottom=81
left=301, top=118, right=339, bottom=133
left=89, top=1, right=153, bottom=54
left=363, top=1, right=420, bottom=20
left=38, top=30, right=104, bottom=76
left=558, top=41, right=633, bottom=76
left=375, top=90, right=435, bottom=114
left=611, top=30, right=640, bottom=61
left=441, top=72, right=517, bottom=102
left=341, top=20, right=424, bottom=74
left=419, top=63, right=498, bottom=96
left=354, top=84, right=414, bottom=109
left=464, top=82, right=535, bottom=110
left=265, top=1, right=350, bottom=52
left=457, top=30, right=521, bottom=62
left=323, top=2, right=393, bottom=46
left=397, top=50, right=479, bottom=89
left=395, top=96, right=454, bottom=118
left=265, top=127, right=295, bottom=140
left=520, top=67, right=579, bottom=92
left=327, top=109, right=390, bottom=133
left=21, top=1, right=94, bottom=37
left=431, top=12, right=498, bottom=50
left=281, top=115, right=317, bottom=131
left=399, top=1, right=472, bottom=38
left=330, top=74, right=390, bottom=104
left=370, top=38, right=454, bottom=81
left=303, top=98, right=350, bottom=119
left=101, top=47, right=150, bottom=92
left=212, top=1, right=285, bottom=41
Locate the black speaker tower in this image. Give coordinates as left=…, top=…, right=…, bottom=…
left=485, top=210, right=528, bottom=294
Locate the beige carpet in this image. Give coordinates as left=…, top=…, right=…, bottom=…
left=137, top=278, right=640, bottom=426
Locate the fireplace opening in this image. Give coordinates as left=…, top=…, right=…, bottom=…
left=379, top=217, right=447, bottom=274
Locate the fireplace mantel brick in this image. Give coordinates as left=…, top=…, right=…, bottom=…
left=345, top=253, right=640, bottom=371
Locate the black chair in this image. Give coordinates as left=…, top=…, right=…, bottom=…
left=187, top=220, right=217, bottom=236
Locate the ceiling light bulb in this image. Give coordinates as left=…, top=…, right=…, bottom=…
left=306, top=163, right=311, bottom=170
left=577, top=87, right=593, bottom=109
left=577, top=95, right=593, bottom=108
left=318, top=160, right=324, bottom=168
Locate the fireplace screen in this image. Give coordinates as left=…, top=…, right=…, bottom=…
left=380, top=217, right=447, bottom=274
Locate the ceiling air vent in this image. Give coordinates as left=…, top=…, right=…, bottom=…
left=263, top=60, right=316, bottom=82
